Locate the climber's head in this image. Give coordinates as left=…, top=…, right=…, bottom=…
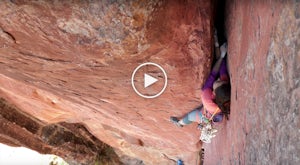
left=214, top=82, right=231, bottom=114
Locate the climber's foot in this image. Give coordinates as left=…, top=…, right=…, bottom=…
left=170, top=117, right=183, bottom=127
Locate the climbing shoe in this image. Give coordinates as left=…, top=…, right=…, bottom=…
left=170, top=117, right=183, bottom=127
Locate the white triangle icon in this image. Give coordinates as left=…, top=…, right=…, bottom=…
left=144, top=73, right=158, bottom=88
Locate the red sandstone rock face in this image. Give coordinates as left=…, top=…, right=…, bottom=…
left=203, top=1, right=300, bottom=165
left=0, top=0, right=213, bottom=164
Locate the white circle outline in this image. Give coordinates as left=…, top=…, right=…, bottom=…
left=131, top=62, right=167, bottom=99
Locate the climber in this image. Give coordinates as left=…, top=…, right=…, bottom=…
left=170, top=31, right=231, bottom=128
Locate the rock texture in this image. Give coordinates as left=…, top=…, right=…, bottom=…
left=0, top=0, right=213, bottom=164
left=203, top=1, right=300, bottom=165
left=0, top=98, right=121, bottom=164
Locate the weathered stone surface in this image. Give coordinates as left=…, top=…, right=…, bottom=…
left=203, top=1, right=300, bottom=165
left=0, top=0, right=213, bottom=164
left=0, top=98, right=121, bottom=165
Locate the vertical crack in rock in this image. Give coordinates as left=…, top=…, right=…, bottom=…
left=204, top=1, right=300, bottom=165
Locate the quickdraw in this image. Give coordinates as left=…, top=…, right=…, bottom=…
left=199, top=107, right=220, bottom=143
left=199, top=121, right=218, bottom=143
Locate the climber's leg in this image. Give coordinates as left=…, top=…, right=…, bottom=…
left=170, top=107, right=203, bottom=127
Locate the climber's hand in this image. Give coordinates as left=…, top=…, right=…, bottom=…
left=214, top=29, right=219, bottom=47
left=220, top=43, right=227, bottom=58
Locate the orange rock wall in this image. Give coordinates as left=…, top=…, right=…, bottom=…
left=0, top=1, right=213, bottom=164
left=203, top=1, right=300, bottom=164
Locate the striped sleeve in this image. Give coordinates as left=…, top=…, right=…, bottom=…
left=201, top=88, right=221, bottom=115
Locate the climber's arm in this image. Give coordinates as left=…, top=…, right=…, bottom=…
left=201, top=89, right=221, bottom=116
left=202, top=43, right=227, bottom=90
left=214, top=29, right=221, bottom=59
left=212, top=56, right=223, bottom=73
left=212, top=43, right=227, bottom=73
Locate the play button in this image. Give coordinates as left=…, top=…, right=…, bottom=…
left=131, top=62, right=167, bottom=99
left=144, top=73, right=158, bottom=88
